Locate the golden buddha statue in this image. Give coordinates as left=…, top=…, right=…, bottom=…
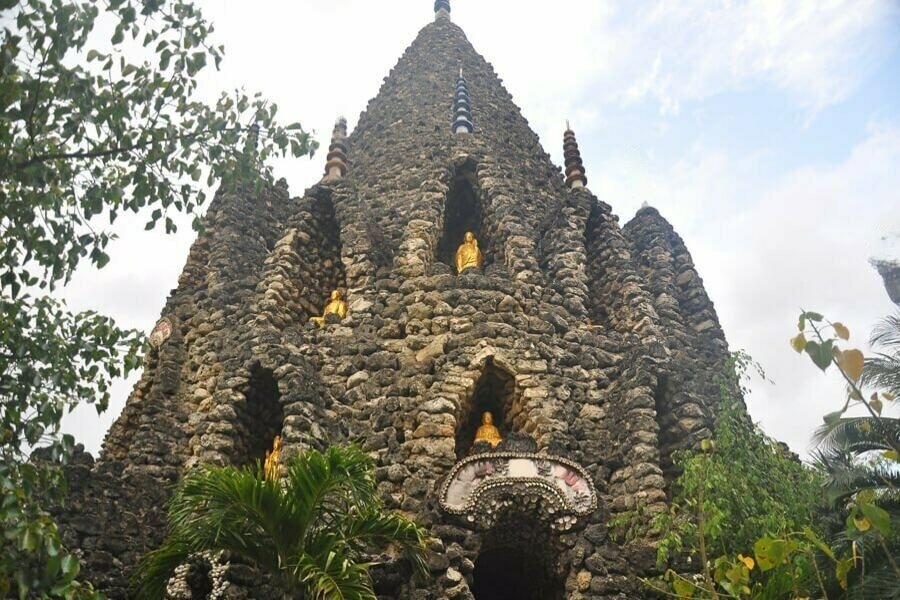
left=311, top=289, right=348, bottom=327
left=455, top=231, right=484, bottom=274
left=264, top=435, right=282, bottom=480
left=473, top=411, right=502, bottom=447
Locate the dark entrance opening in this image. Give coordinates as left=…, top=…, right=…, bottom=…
left=437, top=166, right=489, bottom=269
left=473, top=522, right=565, bottom=600
left=455, top=360, right=517, bottom=459
left=185, top=559, right=213, bottom=600
left=234, top=364, right=284, bottom=467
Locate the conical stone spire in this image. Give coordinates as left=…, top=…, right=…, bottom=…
left=563, top=122, right=587, bottom=189
left=434, top=0, right=450, bottom=20
left=453, top=69, right=474, bottom=134
left=323, top=117, right=349, bottom=179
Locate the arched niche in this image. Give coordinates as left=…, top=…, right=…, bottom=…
left=472, top=516, right=565, bottom=600
left=307, top=193, right=346, bottom=305
left=455, top=360, right=517, bottom=459
left=234, top=364, right=284, bottom=468
left=437, top=165, right=490, bottom=270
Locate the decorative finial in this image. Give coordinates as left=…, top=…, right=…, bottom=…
left=453, top=73, right=474, bottom=134
left=563, top=124, right=587, bottom=189
left=323, top=117, right=349, bottom=180
left=435, top=0, right=451, bottom=20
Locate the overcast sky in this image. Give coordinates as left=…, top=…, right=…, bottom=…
left=61, top=0, right=900, bottom=459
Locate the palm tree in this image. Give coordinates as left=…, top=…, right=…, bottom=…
left=134, top=445, right=428, bottom=600
left=812, top=312, right=900, bottom=598
left=861, top=312, right=900, bottom=398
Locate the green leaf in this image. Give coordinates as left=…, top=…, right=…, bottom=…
left=803, top=311, right=824, bottom=323
left=754, top=536, right=789, bottom=572
left=804, top=339, right=833, bottom=371
left=60, top=554, right=79, bottom=577
left=859, top=502, right=891, bottom=537
left=21, top=528, right=39, bottom=551
left=671, top=577, right=696, bottom=597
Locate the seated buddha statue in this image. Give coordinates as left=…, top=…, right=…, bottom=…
left=455, top=231, right=484, bottom=274
left=264, top=435, right=282, bottom=480
left=311, top=290, right=348, bottom=327
left=473, top=411, right=502, bottom=447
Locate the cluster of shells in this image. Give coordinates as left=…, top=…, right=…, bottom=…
left=165, top=551, right=231, bottom=600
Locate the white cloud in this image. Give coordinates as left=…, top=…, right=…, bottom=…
left=616, top=0, right=898, bottom=115
left=601, top=123, right=900, bottom=456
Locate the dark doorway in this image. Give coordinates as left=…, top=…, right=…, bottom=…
left=234, top=364, right=284, bottom=467
left=437, top=168, right=488, bottom=268
left=473, top=546, right=563, bottom=600
left=455, top=360, right=516, bottom=458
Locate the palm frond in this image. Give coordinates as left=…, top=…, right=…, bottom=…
left=167, top=463, right=285, bottom=569
left=869, top=313, right=900, bottom=350
left=337, top=507, right=429, bottom=576
left=813, top=417, right=900, bottom=454
left=283, top=445, right=377, bottom=535
left=293, top=549, right=377, bottom=600
left=862, top=354, right=900, bottom=396
left=133, top=446, right=427, bottom=599
left=811, top=448, right=900, bottom=504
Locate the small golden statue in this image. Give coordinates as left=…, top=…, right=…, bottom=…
left=473, top=411, right=502, bottom=447
left=311, top=290, right=348, bottom=327
left=264, top=435, right=282, bottom=480
left=455, top=231, right=484, bottom=274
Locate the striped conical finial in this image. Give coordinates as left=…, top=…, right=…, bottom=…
left=453, top=70, right=474, bottom=134
left=435, top=0, right=451, bottom=19
left=323, top=117, right=349, bottom=179
left=563, top=122, right=587, bottom=189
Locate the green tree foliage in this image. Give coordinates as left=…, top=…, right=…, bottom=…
left=0, top=0, right=315, bottom=596
left=649, top=355, right=837, bottom=598
left=135, top=446, right=428, bottom=600
left=798, top=311, right=900, bottom=598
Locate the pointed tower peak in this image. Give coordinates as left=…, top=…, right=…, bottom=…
left=563, top=125, right=587, bottom=189
left=435, top=0, right=451, bottom=20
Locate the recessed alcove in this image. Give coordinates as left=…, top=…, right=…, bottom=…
left=584, top=204, right=610, bottom=327
left=654, top=374, right=679, bottom=484
left=185, top=559, right=213, bottom=600
left=437, top=166, right=490, bottom=270
left=472, top=516, right=565, bottom=600
left=455, top=360, right=517, bottom=459
left=234, top=364, right=284, bottom=468
left=308, top=193, right=346, bottom=303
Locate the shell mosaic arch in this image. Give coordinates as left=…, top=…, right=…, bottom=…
left=440, top=452, right=598, bottom=531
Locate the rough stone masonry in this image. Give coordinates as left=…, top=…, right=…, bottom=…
left=55, top=8, right=735, bottom=600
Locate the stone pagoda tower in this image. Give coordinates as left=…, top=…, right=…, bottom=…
left=57, top=2, right=733, bottom=598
